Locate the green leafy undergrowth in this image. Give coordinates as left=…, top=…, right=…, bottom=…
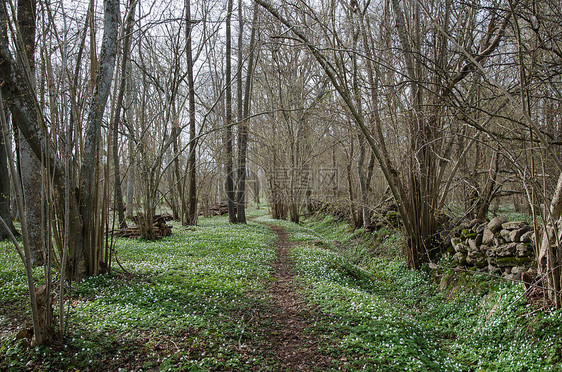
left=290, top=217, right=562, bottom=371
left=0, top=214, right=277, bottom=371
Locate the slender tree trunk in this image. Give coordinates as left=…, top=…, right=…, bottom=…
left=16, top=0, right=46, bottom=266
left=253, top=168, right=260, bottom=205
left=125, top=69, right=135, bottom=219
left=356, top=134, right=367, bottom=228
left=0, top=121, right=17, bottom=239
left=19, top=139, right=45, bottom=265
left=346, top=131, right=358, bottom=229
left=78, top=0, right=119, bottom=279
left=350, top=17, right=367, bottom=228
left=171, top=101, right=182, bottom=221
left=0, top=98, right=45, bottom=346
left=236, top=2, right=259, bottom=224
left=476, top=150, right=499, bottom=220
left=235, top=0, right=245, bottom=223
left=110, top=0, right=136, bottom=229
left=538, top=172, right=562, bottom=307
left=225, top=0, right=237, bottom=223
left=184, top=0, right=198, bottom=225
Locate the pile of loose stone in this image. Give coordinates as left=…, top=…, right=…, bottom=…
left=451, top=216, right=535, bottom=281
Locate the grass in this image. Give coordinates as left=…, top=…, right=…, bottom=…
left=1, top=207, right=561, bottom=371
left=0, top=213, right=278, bottom=371
left=290, top=216, right=562, bottom=371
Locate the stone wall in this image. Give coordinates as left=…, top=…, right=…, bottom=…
left=451, top=216, right=535, bottom=281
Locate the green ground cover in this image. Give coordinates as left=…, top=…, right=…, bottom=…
left=290, top=215, right=562, bottom=371
left=1, top=208, right=561, bottom=371
left=0, top=211, right=279, bottom=371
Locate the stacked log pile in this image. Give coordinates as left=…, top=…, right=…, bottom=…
left=451, top=216, right=536, bottom=281
left=207, top=203, right=236, bottom=216
left=114, top=213, right=173, bottom=239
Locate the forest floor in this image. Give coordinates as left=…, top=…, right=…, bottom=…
left=1, top=207, right=562, bottom=371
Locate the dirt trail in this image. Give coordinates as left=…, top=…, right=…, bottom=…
left=261, top=224, right=332, bottom=371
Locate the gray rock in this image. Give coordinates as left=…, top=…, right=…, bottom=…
left=476, top=256, right=487, bottom=268
left=488, top=264, right=501, bottom=274
left=476, top=223, right=488, bottom=234
left=479, top=244, right=490, bottom=253
left=494, top=237, right=505, bottom=246
left=502, top=221, right=528, bottom=230
left=453, top=252, right=467, bottom=266
left=509, top=227, right=529, bottom=243
left=520, top=231, right=534, bottom=244
left=500, top=229, right=512, bottom=242
left=466, top=252, right=486, bottom=267
left=455, top=243, right=468, bottom=254
left=482, top=228, right=495, bottom=245
left=516, top=243, right=532, bottom=257
left=475, top=233, right=483, bottom=246
left=468, top=239, right=479, bottom=253
left=488, top=216, right=507, bottom=232
left=491, top=243, right=518, bottom=257
left=467, top=250, right=480, bottom=259
left=451, top=238, right=462, bottom=251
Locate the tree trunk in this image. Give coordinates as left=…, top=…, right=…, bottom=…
left=15, top=0, right=46, bottom=266
left=110, top=0, right=136, bottom=230
left=236, top=2, right=259, bottom=224
left=77, top=0, right=119, bottom=279
left=356, top=133, right=368, bottom=228
left=225, top=0, right=237, bottom=223
left=125, top=85, right=135, bottom=219
left=184, top=0, right=198, bottom=226
left=0, top=124, right=17, bottom=239
left=475, top=151, right=499, bottom=220
left=0, top=104, right=46, bottom=346
left=538, top=171, right=562, bottom=307
left=19, top=139, right=46, bottom=266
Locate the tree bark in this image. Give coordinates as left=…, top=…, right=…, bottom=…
left=110, top=0, right=137, bottom=230
left=125, top=71, right=135, bottom=219
left=78, top=0, right=119, bottom=278
left=16, top=0, right=46, bottom=266
left=184, top=0, right=198, bottom=225
left=0, top=123, right=17, bottom=239
left=19, top=139, right=45, bottom=265
left=538, top=171, right=562, bottom=307
left=236, top=2, right=259, bottom=224
left=225, top=0, right=237, bottom=223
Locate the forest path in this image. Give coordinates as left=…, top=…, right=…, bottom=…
left=257, top=223, right=334, bottom=370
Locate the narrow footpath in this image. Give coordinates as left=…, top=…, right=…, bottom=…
left=259, top=224, right=334, bottom=370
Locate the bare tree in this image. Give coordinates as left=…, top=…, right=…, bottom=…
left=225, top=0, right=237, bottom=223
left=0, top=0, right=119, bottom=280
left=184, top=0, right=198, bottom=225
left=235, top=1, right=259, bottom=224
left=110, top=0, right=138, bottom=229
